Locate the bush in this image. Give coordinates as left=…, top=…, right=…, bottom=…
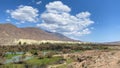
left=62, top=49, right=72, bottom=54
left=30, top=50, right=38, bottom=55
left=45, top=52, right=54, bottom=58
left=37, top=51, right=45, bottom=59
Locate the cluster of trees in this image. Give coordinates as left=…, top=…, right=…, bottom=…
left=0, top=43, right=110, bottom=56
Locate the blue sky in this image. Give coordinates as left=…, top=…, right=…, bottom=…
left=0, top=0, right=120, bottom=42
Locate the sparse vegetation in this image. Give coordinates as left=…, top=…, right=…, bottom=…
left=0, top=43, right=119, bottom=68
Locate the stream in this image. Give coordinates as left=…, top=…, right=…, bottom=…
left=4, top=52, right=34, bottom=64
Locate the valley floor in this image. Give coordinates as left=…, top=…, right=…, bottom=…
left=0, top=43, right=120, bottom=68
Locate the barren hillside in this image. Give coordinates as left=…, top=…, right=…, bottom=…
left=0, top=23, right=74, bottom=45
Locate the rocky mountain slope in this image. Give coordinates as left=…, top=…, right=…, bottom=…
left=0, top=23, right=74, bottom=45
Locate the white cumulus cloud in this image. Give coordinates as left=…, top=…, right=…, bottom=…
left=46, top=1, right=71, bottom=13
left=37, top=1, right=94, bottom=39
left=6, top=5, right=39, bottom=23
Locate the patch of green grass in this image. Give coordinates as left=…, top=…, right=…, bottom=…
left=0, top=64, right=24, bottom=68
left=5, top=54, right=21, bottom=59
left=56, top=65, right=67, bottom=68
left=66, top=58, right=74, bottom=64
left=26, top=56, right=63, bottom=65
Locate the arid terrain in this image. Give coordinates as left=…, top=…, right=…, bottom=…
left=65, top=50, right=120, bottom=68
left=0, top=43, right=120, bottom=68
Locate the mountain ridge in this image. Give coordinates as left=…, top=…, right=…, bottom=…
left=104, top=41, right=120, bottom=45
left=0, top=23, right=75, bottom=45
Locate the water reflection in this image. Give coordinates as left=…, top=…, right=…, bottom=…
left=5, top=56, right=33, bottom=64
left=4, top=52, right=33, bottom=64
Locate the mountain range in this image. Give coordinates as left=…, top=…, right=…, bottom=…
left=0, top=23, right=74, bottom=45
left=105, top=41, right=120, bottom=45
